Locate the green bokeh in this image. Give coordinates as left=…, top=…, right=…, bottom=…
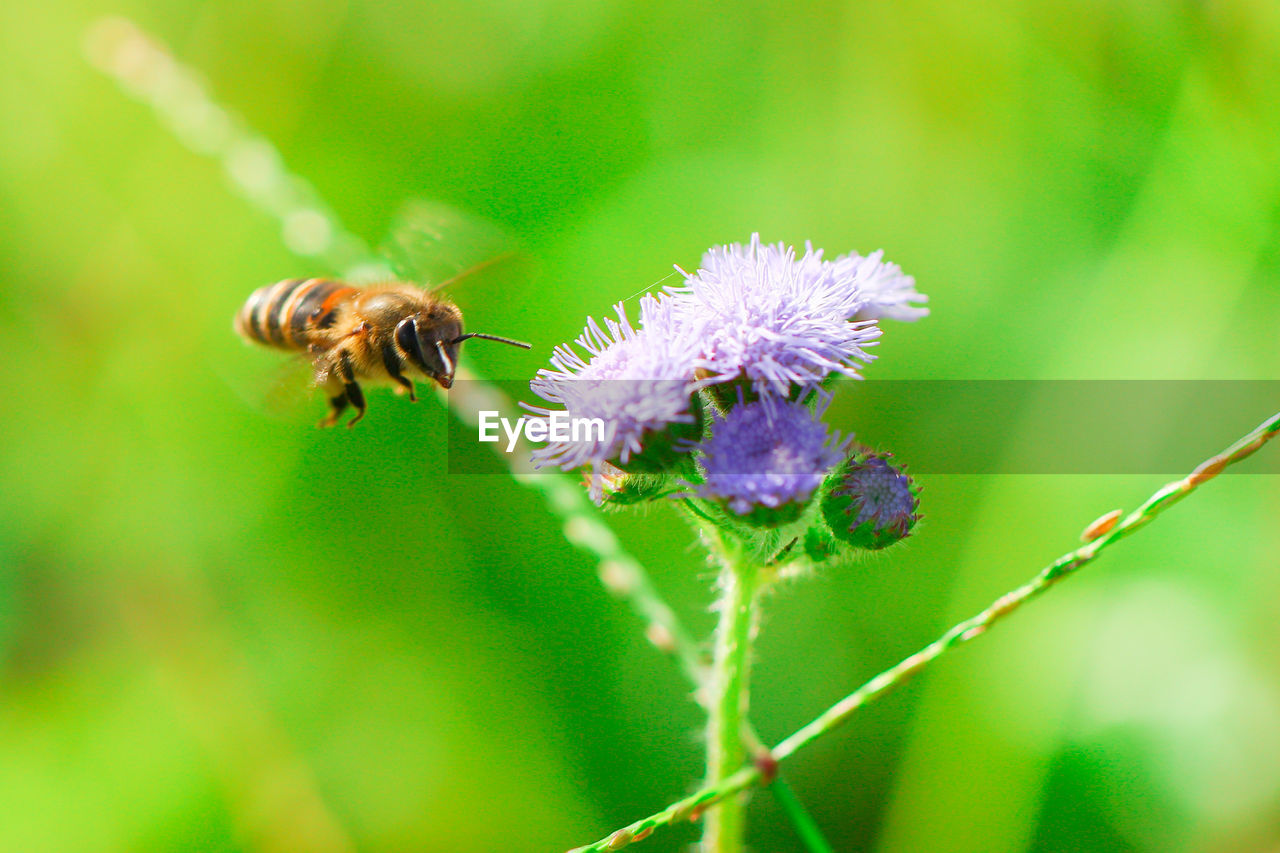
left=2, top=1, right=1279, bottom=850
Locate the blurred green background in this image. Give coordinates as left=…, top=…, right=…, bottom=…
left=3, top=0, right=1280, bottom=850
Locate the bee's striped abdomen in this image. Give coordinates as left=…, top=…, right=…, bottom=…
left=288, top=280, right=358, bottom=340
left=235, top=278, right=358, bottom=350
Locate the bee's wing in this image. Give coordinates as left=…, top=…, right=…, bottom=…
left=381, top=199, right=523, bottom=292
left=221, top=346, right=321, bottom=422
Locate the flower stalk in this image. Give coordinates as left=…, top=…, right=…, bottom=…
left=702, top=525, right=761, bottom=852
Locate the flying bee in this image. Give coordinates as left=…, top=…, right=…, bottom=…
left=234, top=278, right=530, bottom=427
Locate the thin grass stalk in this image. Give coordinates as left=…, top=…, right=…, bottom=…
left=769, top=777, right=836, bottom=853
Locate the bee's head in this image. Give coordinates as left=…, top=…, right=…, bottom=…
left=396, top=309, right=532, bottom=390
left=396, top=309, right=463, bottom=389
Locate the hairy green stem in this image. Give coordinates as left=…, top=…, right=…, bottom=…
left=702, top=527, right=759, bottom=853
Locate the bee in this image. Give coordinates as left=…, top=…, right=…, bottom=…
left=234, top=278, right=530, bottom=426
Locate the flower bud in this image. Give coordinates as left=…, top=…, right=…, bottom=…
left=820, top=452, right=920, bottom=550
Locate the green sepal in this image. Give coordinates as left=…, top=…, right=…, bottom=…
left=600, top=470, right=679, bottom=507
left=613, top=393, right=710, bottom=475
left=679, top=496, right=811, bottom=564
left=614, top=418, right=700, bottom=474
left=698, top=377, right=754, bottom=418
left=731, top=500, right=806, bottom=530
left=803, top=519, right=842, bottom=563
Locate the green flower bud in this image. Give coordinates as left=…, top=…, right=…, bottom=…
left=820, top=452, right=920, bottom=550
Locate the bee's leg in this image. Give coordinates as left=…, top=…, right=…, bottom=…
left=338, top=351, right=366, bottom=427
left=317, top=374, right=349, bottom=428
left=320, top=392, right=349, bottom=428
left=381, top=343, right=417, bottom=402
left=344, top=383, right=366, bottom=427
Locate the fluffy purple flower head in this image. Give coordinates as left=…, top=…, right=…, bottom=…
left=668, top=234, right=883, bottom=397
left=699, top=399, right=847, bottom=515
left=829, top=249, right=929, bottom=322
left=527, top=294, right=703, bottom=486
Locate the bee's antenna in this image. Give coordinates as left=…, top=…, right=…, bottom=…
left=435, top=340, right=455, bottom=378
left=451, top=332, right=532, bottom=350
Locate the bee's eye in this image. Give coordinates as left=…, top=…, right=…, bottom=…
left=396, top=317, right=427, bottom=369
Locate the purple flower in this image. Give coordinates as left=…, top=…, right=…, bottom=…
left=668, top=234, right=883, bottom=396
left=524, top=236, right=926, bottom=506
left=698, top=399, right=847, bottom=515
left=527, top=295, right=703, bottom=487
left=829, top=250, right=929, bottom=322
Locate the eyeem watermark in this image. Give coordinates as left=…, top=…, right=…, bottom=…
left=478, top=411, right=605, bottom=453
left=452, top=379, right=1280, bottom=474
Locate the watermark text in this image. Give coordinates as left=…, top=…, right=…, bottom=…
left=478, top=411, right=606, bottom=452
